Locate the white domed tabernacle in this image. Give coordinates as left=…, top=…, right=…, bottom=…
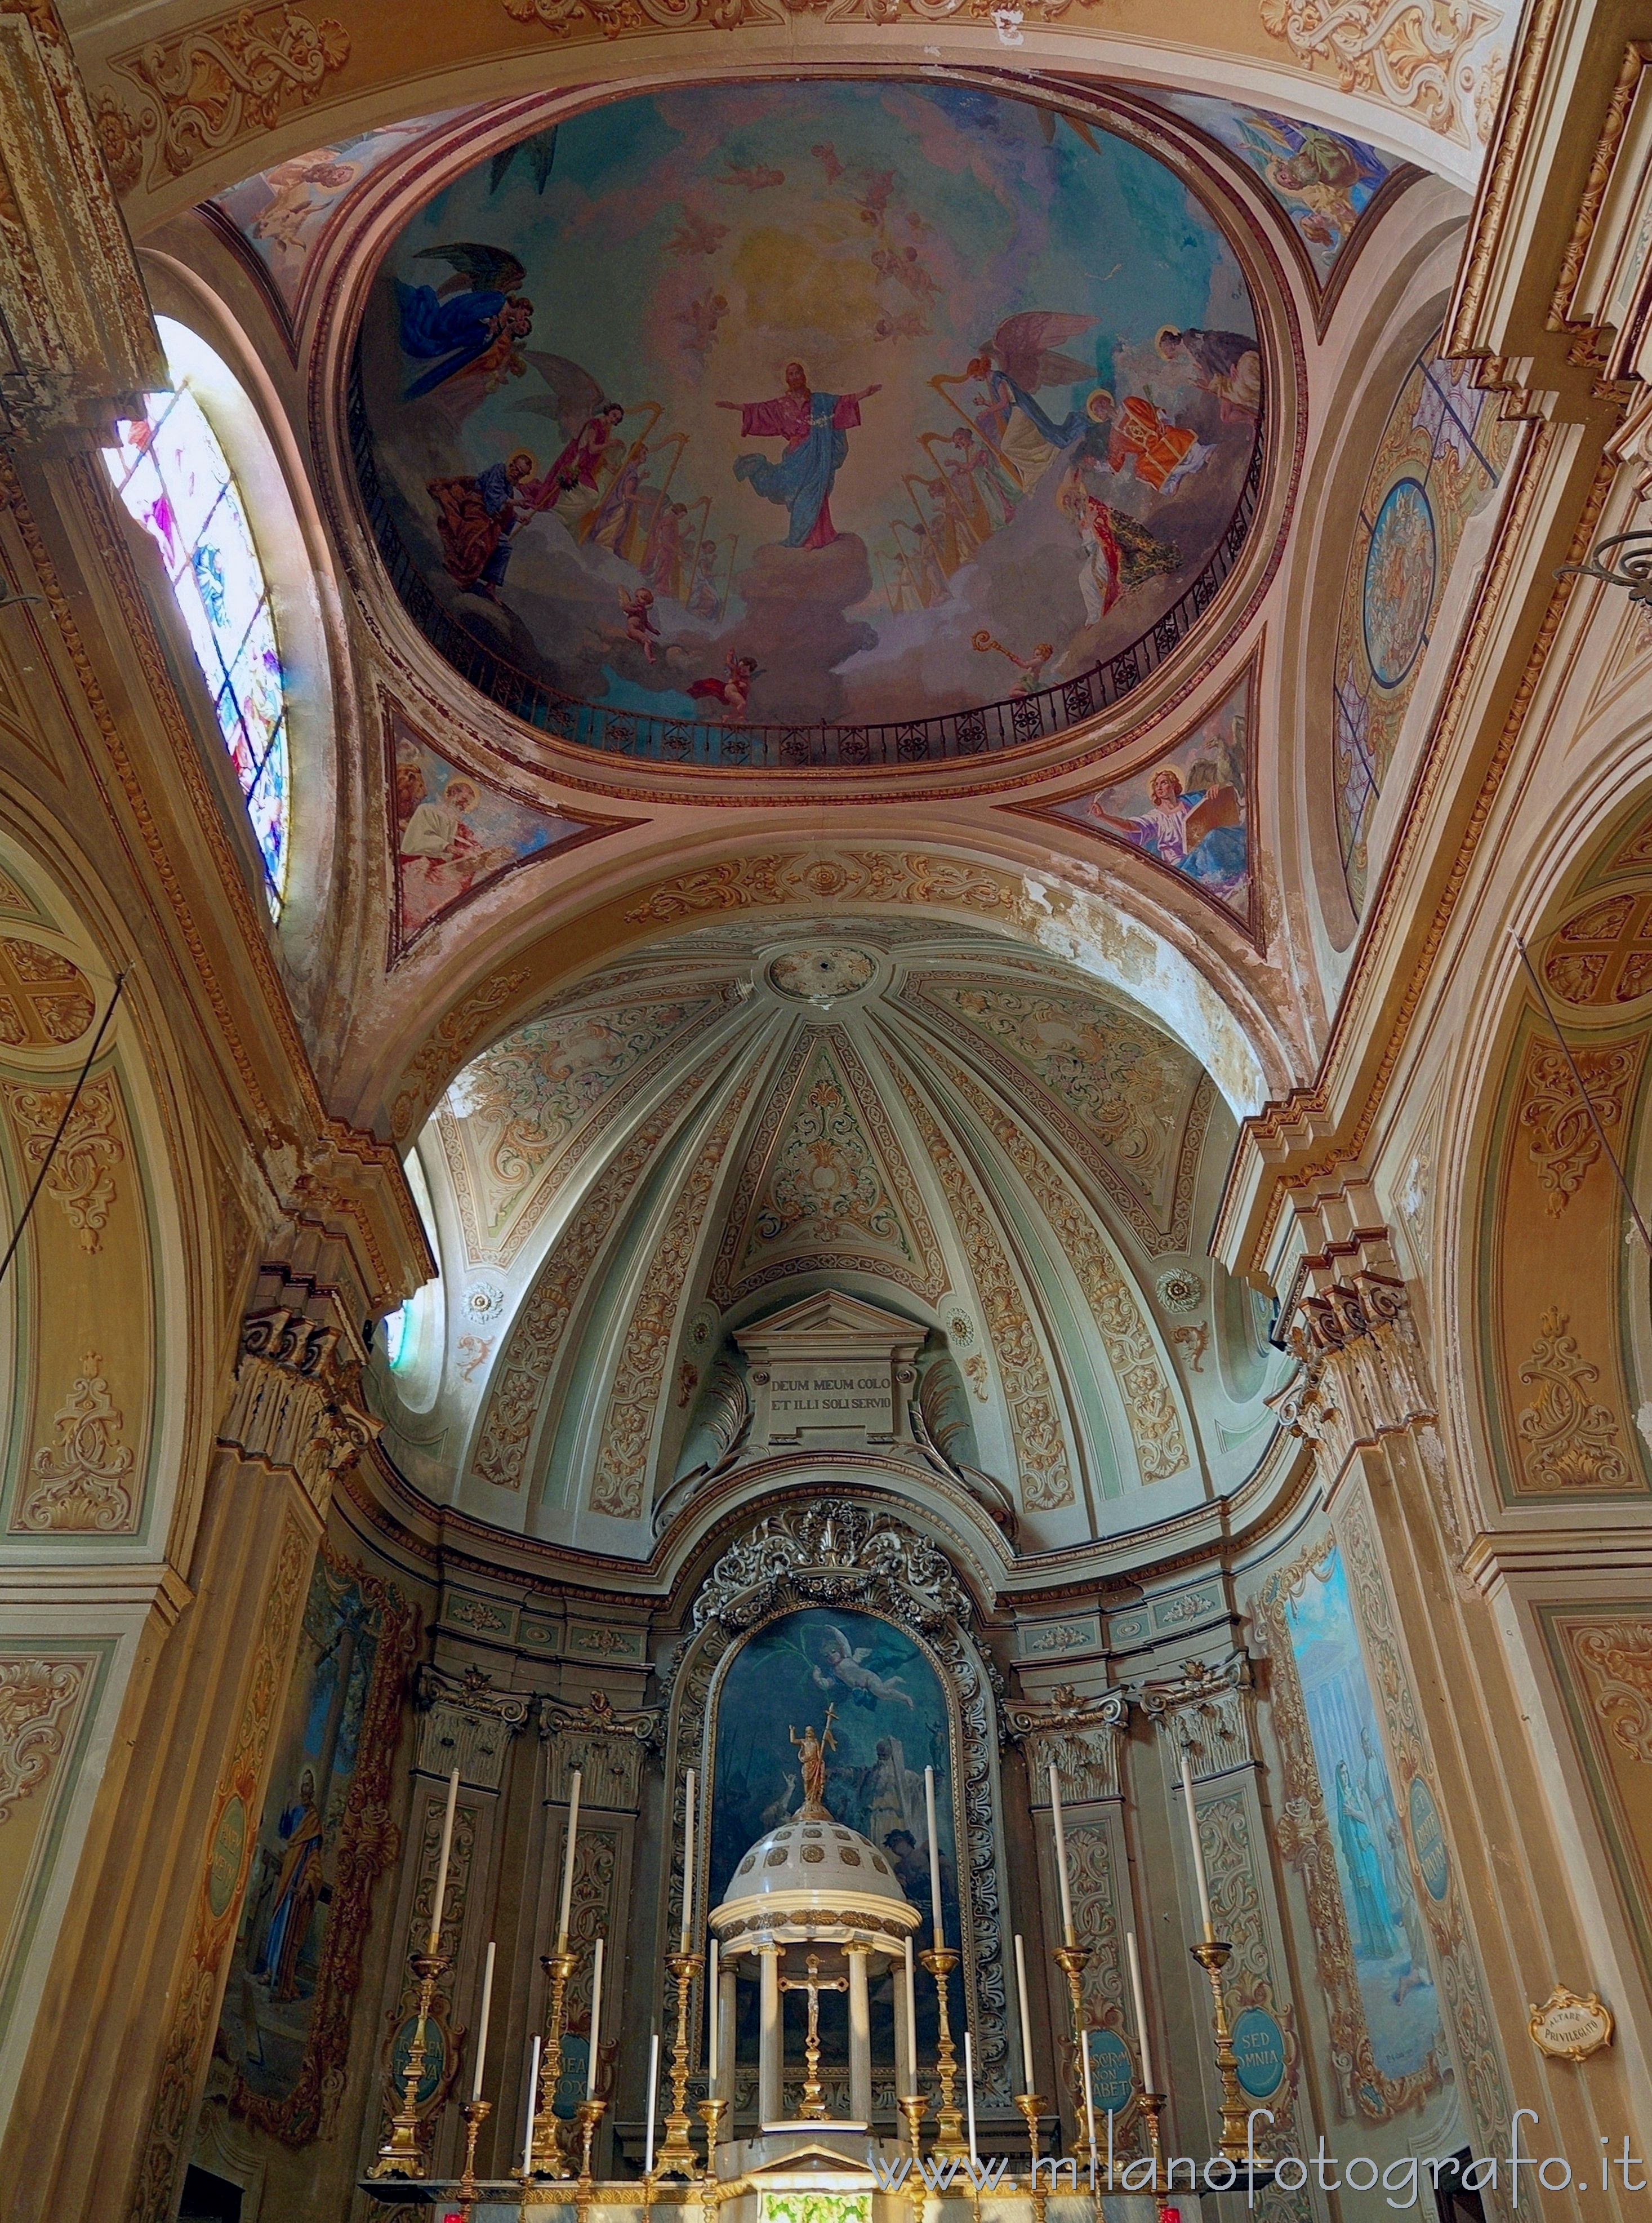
left=1, top=14, right=1642, bottom=2223
left=709, top=1722, right=923, bottom=2142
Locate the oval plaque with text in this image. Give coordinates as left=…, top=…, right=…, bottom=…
left=1232, top=2006, right=1287, bottom=2098
left=1408, top=1773, right=1450, bottom=1901
left=1086, top=2026, right=1136, bottom=2114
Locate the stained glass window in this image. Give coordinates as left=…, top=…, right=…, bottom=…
left=105, top=364, right=290, bottom=913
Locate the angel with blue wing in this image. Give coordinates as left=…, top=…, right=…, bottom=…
left=397, top=241, right=535, bottom=401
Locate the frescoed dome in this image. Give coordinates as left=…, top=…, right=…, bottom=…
left=352, top=79, right=1265, bottom=769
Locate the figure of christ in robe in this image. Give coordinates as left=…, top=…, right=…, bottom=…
left=718, top=362, right=880, bottom=548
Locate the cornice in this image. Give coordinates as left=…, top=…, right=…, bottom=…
left=341, top=1401, right=1317, bottom=1617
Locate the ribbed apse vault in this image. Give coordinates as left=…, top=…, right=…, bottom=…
left=373, top=916, right=1287, bottom=1554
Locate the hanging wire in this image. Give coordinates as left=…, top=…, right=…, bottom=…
left=1511, top=931, right=1652, bottom=1252
left=0, top=968, right=128, bottom=1291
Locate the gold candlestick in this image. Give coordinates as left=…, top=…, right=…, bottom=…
left=698, top=2096, right=728, bottom=2223
left=369, top=1948, right=450, bottom=2177
left=698, top=2093, right=728, bottom=2160
left=1015, top=2093, right=1047, bottom=2223
left=656, top=1948, right=703, bottom=2177
left=574, top=2093, right=607, bottom=2223
left=898, top=2092, right=929, bottom=2223
left=529, top=1945, right=580, bottom=2177
left=1138, top=2091, right=1168, bottom=2194
left=919, top=1945, right=968, bottom=2157
left=456, top=2096, right=492, bottom=2213
left=1050, top=1942, right=1093, bottom=2165
left=1190, top=1937, right=1272, bottom=2175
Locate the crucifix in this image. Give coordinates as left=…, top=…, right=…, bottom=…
left=777, top=1950, right=849, bottom=2119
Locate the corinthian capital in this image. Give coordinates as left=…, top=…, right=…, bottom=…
left=219, top=1304, right=381, bottom=1513
left=1005, top=1683, right=1130, bottom=1800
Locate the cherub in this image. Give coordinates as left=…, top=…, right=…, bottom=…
left=723, top=163, right=785, bottom=192
left=818, top=1626, right=915, bottom=1710
left=855, top=169, right=897, bottom=229
left=689, top=650, right=758, bottom=719
left=619, top=585, right=660, bottom=662
left=813, top=142, right=845, bottom=182
left=665, top=207, right=729, bottom=258
left=675, top=290, right=729, bottom=354
left=874, top=307, right=930, bottom=343
left=972, top=628, right=1054, bottom=696
left=251, top=151, right=358, bottom=256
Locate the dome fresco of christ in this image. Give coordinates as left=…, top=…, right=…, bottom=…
left=353, top=81, right=1264, bottom=762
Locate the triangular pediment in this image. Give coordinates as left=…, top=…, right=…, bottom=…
left=733, top=1287, right=926, bottom=1356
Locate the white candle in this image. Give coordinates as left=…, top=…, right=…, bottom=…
left=522, top=2034, right=542, bottom=2176
left=556, top=1768, right=582, bottom=1952
left=964, top=2029, right=978, bottom=2166
left=903, top=1934, right=918, bottom=2093
left=471, top=1939, right=496, bottom=2101
left=587, top=1935, right=604, bottom=2099
left=924, top=1767, right=945, bottom=1949
left=1080, top=2019, right=1098, bottom=2180
left=681, top=1769, right=697, bottom=1953
left=1178, top=1748, right=1215, bottom=1941
left=707, top=1937, right=719, bottom=2083
left=644, top=2030, right=661, bottom=2175
left=1049, top=1763, right=1076, bottom=1947
left=1125, top=1929, right=1154, bottom=2096
left=1013, top=1932, right=1035, bottom=2093
left=428, top=1767, right=459, bottom=1953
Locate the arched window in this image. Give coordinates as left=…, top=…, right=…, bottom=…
left=105, top=322, right=290, bottom=913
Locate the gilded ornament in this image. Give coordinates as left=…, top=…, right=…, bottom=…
left=0, top=1657, right=86, bottom=1824
left=1257, top=0, right=1499, bottom=140
left=3, top=1073, right=124, bottom=1251
left=1516, top=1308, right=1629, bottom=1491
left=587, top=1069, right=756, bottom=1518
left=919, top=1042, right=1189, bottom=1484
left=1528, top=1985, right=1613, bottom=2062
left=19, top=1350, right=136, bottom=1531
left=892, top=1069, right=1076, bottom=1509
left=109, top=5, right=351, bottom=186
left=470, top=1059, right=714, bottom=1490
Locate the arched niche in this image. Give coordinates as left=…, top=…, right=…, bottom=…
left=656, top=1495, right=1014, bottom=2106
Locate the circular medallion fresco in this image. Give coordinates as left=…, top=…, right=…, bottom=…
left=354, top=82, right=1264, bottom=768
left=1361, top=477, right=1435, bottom=687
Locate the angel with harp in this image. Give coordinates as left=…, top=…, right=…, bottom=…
left=937, top=310, right=1101, bottom=494
left=397, top=241, right=535, bottom=402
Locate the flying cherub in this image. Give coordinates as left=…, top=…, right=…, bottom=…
left=818, top=1626, right=915, bottom=1710
left=689, top=650, right=758, bottom=718
left=974, top=309, right=1099, bottom=394
left=874, top=307, right=931, bottom=343
left=675, top=290, right=729, bottom=354
left=855, top=169, right=897, bottom=229
left=813, top=142, right=845, bottom=182
left=723, top=162, right=785, bottom=192
left=666, top=207, right=729, bottom=257
left=620, top=586, right=659, bottom=661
